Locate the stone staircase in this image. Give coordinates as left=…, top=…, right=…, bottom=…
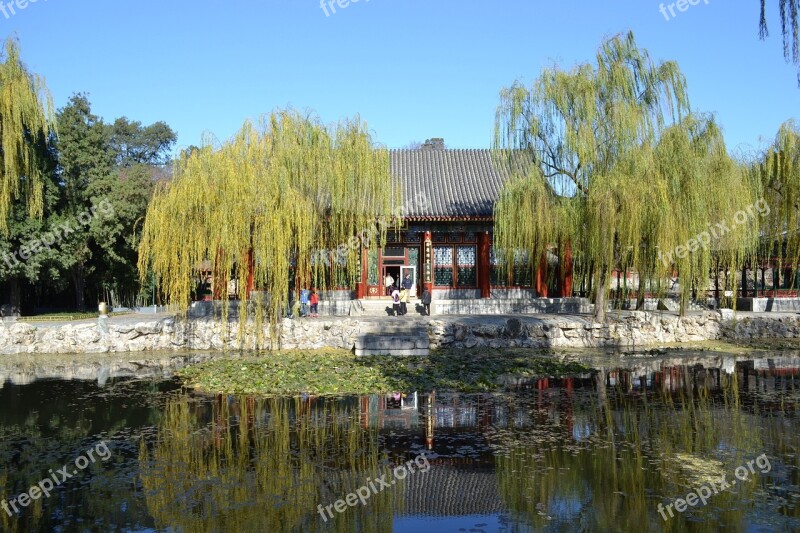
left=354, top=321, right=430, bottom=356
left=349, top=299, right=427, bottom=317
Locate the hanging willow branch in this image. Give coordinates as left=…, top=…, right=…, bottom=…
left=493, top=33, right=758, bottom=319
left=757, top=120, right=800, bottom=272
left=138, top=110, right=395, bottom=342
left=759, top=0, right=800, bottom=84
left=0, top=37, right=55, bottom=234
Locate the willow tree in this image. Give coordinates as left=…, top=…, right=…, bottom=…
left=647, top=117, right=760, bottom=313
left=494, top=32, right=689, bottom=321
left=756, top=120, right=800, bottom=279
left=494, top=33, right=757, bottom=320
left=138, top=110, right=394, bottom=339
left=0, top=37, right=55, bottom=234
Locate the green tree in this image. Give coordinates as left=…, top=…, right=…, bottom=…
left=54, top=94, right=114, bottom=310
left=54, top=94, right=175, bottom=310
left=108, top=117, right=176, bottom=167
left=91, top=164, right=167, bottom=307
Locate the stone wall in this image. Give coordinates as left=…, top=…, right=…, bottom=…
left=428, top=311, right=800, bottom=350
left=434, top=297, right=593, bottom=316
left=736, top=297, right=800, bottom=312
left=1, top=310, right=799, bottom=355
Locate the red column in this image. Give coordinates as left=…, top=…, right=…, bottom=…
left=560, top=241, right=573, bottom=297
left=478, top=231, right=491, bottom=298
left=355, top=246, right=366, bottom=299
left=423, top=231, right=433, bottom=293
left=536, top=254, right=548, bottom=298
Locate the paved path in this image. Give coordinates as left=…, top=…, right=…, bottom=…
left=13, top=312, right=175, bottom=329
left=8, top=308, right=794, bottom=330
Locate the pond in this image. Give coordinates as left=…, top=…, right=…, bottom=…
left=0, top=352, right=797, bottom=532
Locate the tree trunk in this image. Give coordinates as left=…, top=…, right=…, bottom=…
left=71, top=264, right=86, bottom=311
left=593, top=268, right=609, bottom=322
left=595, top=367, right=607, bottom=400
left=741, top=266, right=747, bottom=298
left=636, top=269, right=646, bottom=310
left=678, top=280, right=687, bottom=317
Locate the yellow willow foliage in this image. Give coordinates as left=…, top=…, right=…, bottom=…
left=138, top=395, right=401, bottom=532
left=757, top=120, right=800, bottom=269
left=493, top=168, right=573, bottom=282
left=493, top=33, right=759, bottom=317
left=0, top=37, right=55, bottom=234
left=649, top=117, right=759, bottom=311
left=138, top=110, right=395, bottom=337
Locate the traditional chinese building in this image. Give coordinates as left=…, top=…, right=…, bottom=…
left=354, top=140, right=573, bottom=301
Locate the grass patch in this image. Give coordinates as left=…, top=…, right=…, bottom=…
left=177, top=348, right=593, bottom=396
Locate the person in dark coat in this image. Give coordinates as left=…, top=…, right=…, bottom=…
left=421, top=288, right=432, bottom=316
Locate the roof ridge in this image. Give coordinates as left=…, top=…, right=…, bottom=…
left=389, top=147, right=491, bottom=152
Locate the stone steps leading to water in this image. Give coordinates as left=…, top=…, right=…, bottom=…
left=350, top=299, right=428, bottom=317
left=354, top=321, right=430, bottom=356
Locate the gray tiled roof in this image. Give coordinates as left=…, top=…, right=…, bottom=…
left=402, top=463, right=505, bottom=516
left=390, top=149, right=529, bottom=219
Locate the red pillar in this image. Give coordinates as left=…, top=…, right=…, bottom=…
left=423, top=231, right=433, bottom=293
left=536, top=254, right=549, bottom=297
left=355, top=246, right=366, bottom=299
left=560, top=241, right=573, bottom=297
left=478, top=231, right=491, bottom=298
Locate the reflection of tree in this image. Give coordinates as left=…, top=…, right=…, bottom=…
left=138, top=394, right=406, bottom=532
left=0, top=379, right=176, bottom=532
left=493, top=371, right=792, bottom=532
left=0, top=396, right=97, bottom=532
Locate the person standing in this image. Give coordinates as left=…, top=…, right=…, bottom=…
left=300, top=288, right=310, bottom=317
left=385, top=273, right=395, bottom=296
left=399, top=287, right=408, bottom=316
left=310, top=289, right=319, bottom=317
left=402, top=273, right=412, bottom=291
left=391, top=287, right=401, bottom=317
left=421, top=288, right=432, bottom=316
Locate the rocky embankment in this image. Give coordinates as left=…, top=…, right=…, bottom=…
left=0, top=309, right=798, bottom=355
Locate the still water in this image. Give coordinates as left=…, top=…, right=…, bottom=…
left=0, top=353, right=797, bottom=532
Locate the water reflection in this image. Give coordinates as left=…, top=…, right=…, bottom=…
left=0, top=355, right=796, bottom=532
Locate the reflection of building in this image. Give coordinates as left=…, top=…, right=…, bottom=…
left=356, top=358, right=800, bottom=449
left=360, top=392, right=482, bottom=431
left=752, top=357, right=800, bottom=376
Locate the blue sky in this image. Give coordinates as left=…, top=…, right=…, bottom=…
left=3, top=0, right=798, bottom=155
